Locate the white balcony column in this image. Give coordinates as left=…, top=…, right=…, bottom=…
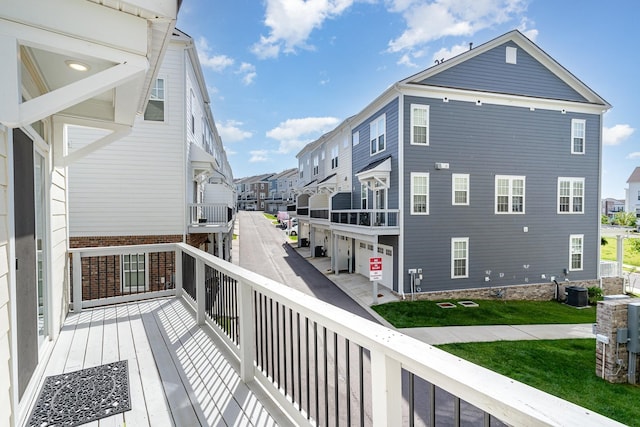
left=174, top=247, right=183, bottom=295
left=237, top=279, right=255, bottom=382
left=72, top=251, right=83, bottom=313
left=217, top=232, right=223, bottom=259
left=310, top=226, right=315, bottom=257
left=195, top=257, right=205, bottom=325
left=333, top=231, right=338, bottom=275
left=370, top=350, right=402, bottom=427
left=617, top=235, right=624, bottom=277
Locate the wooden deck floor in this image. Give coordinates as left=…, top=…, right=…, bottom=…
left=30, top=297, right=286, bottom=426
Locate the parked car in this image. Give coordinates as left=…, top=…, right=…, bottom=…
left=286, top=224, right=298, bottom=236
left=246, top=205, right=256, bottom=211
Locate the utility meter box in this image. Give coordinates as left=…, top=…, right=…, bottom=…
left=629, top=302, right=640, bottom=353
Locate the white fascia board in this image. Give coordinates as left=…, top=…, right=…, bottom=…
left=0, top=0, right=147, bottom=55
left=18, top=62, right=147, bottom=128
left=399, top=84, right=609, bottom=115
left=121, top=0, right=178, bottom=19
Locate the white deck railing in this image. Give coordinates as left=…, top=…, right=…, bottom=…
left=69, top=242, right=623, bottom=426
left=188, top=203, right=234, bottom=226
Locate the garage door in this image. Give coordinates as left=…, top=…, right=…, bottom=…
left=356, top=241, right=393, bottom=289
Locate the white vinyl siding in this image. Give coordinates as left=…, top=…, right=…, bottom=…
left=569, top=234, right=584, bottom=271
left=451, top=238, right=469, bottom=278
left=452, top=174, right=469, bottom=205
left=558, top=177, right=584, bottom=213
left=571, top=119, right=585, bottom=154
left=410, top=104, right=429, bottom=145
left=495, top=175, right=525, bottom=214
left=144, top=78, right=165, bottom=121
left=410, top=173, right=429, bottom=215
left=370, top=115, right=385, bottom=155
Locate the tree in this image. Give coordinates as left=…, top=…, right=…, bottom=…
left=601, top=214, right=610, bottom=225
left=612, top=211, right=637, bottom=227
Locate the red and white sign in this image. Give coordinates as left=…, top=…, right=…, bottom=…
left=369, top=257, right=383, bottom=281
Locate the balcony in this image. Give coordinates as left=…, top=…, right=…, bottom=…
left=331, top=209, right=400, bottom=235
left=188, top=203, right=234, bottom=233
left=48, top=242, right=622, bottom=426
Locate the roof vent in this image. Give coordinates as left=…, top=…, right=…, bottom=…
left=506, top=46, right=517, bottom=64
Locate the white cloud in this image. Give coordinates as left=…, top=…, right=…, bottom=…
left=197, top=37, right=235, bottom=71
left=252, top=0, right=355, bottom=59
left=217, top=120, right=253, bottom=143
left=518, top=17, right=538, bottom=41
left=626, top=152, right=640, bottom=159
left=387, top=0, right=528, bottom=53
left=603, top=124, right=635, bottom=146
left=237, top=62, right=257, bottom=85
left=431, top=42, right=470, bottom=63
left=267, top=116, right=341, bottom=153
left=224, top=147, right=237, bottom=156
left=249, top=149, right=270, bottom=162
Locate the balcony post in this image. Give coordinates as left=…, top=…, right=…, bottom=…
left=195, top=257, right=205, bottom=325
left=370, top=350, right=402, bottom=427
left=72, top=251, right=82, bottom=313
left=174, top=247, right=183, bottom=295
left=237, top=279, right=255, bottom=382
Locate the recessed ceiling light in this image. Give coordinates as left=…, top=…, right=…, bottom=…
left=65, top=60, right=90, bottom=72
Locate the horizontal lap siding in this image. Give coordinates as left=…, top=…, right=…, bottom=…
left=69, top=47, right=184, bottom=237
left=402, top=95, right=600, bottom=292
left=351, top=97, right=400, bottom=209
left=421, top=41, right=588, bottom=102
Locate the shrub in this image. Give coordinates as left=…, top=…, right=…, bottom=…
left=587, top=286, right=603, bottom=305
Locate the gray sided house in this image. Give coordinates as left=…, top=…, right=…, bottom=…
left=350, top=30, right=609, bottom=294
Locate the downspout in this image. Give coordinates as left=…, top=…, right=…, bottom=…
left=395, top=84, right=405, bottom=300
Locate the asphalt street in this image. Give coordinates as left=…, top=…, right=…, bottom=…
left=238, top=210, right=378, bottom=323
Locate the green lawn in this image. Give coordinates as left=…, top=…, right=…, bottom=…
left=601, top=237, right=640, bottom=266
left=371, top=299, right=596, bottom=328
left=438, top=339, right=640, bottom=425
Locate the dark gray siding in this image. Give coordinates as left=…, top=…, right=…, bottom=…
left=351, top=97, right=400, bottom=210
left=420, top=41, right=588, bottom=103
left=402, top=95, right=601, bottom=292
left=332, top=192, right=352, bottom=210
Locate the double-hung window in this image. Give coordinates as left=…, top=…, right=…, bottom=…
left=451, top=238, right=469, bottom=278
left=571, top=119, right=586, bottom=154
left=190, top=89, right=195, bottom=134
left=313, top=156, right=319, bottom=176
left=144, top=78, right=165, bottom=121
left=452, top=174, right=469, bottom=205
left=331, top=145, right=339, bottom=169
left=410, top=173, right=429, bottom=214
left=495, top=175, right=525, bottom=214
left=569, top=234, right=584, bottom=271
left=410, top=104, right=429, bottom=145
left=353, top=131, right=360, bottom=146
left=122, top=253, right=146, bottom=291
left=370, top=115, right=386, bottom=155
left=558, top=177, right=584, bottom=213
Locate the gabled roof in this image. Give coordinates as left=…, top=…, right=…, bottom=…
left=400, top=30, right=610, bottom=109
left=627, top=167, right=640, bottom=183
left=356, top=156, right=392, bottom=175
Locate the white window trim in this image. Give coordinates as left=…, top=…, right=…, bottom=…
left=331, top=145, right=339, bottom=169
left=313, top=156, right=319, bottom=176
left=353, top=131, right=360, bottom=146
left=452, top=173, right=470, bottom=206
left=495, top=175, right=526, bottom=214
left=569, top=234, right=584, bottom=271
left=451, top=237, right=469, bottom=279
left=121, top=253, right=149, bottom=292
left=361, top=184, right=368, bottom=209
left=370, top=114, right=386, bottom=156
left=144, top=77, right=166, bottom=122
left=410, top=172, right=429, bottom=215
left=571, top=119, right=586, bottom=155
left=557, top=177, right=585, bottom=214
left=410, top=104, right=429, bottom=146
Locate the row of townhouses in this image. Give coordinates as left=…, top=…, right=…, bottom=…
left=0, top=2, right=239, bottom=424
left=625, top=166, right=640, bottom=218
left=235, top=167, right=299, bottom=213
left=294, top=30, right=611, bottom=296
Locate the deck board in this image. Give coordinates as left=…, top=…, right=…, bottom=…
left=28, top=297, right=287, bottom=427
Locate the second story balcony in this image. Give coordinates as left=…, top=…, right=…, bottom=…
left=331, top=209, right=400, bottom=235
left=189, top=203, right=234, bottom=233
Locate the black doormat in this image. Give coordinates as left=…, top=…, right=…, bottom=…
left=27, top=360, right=131, bottom=427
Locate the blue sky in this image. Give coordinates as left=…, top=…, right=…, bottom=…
left=177, top=0, right=639, bottom=199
